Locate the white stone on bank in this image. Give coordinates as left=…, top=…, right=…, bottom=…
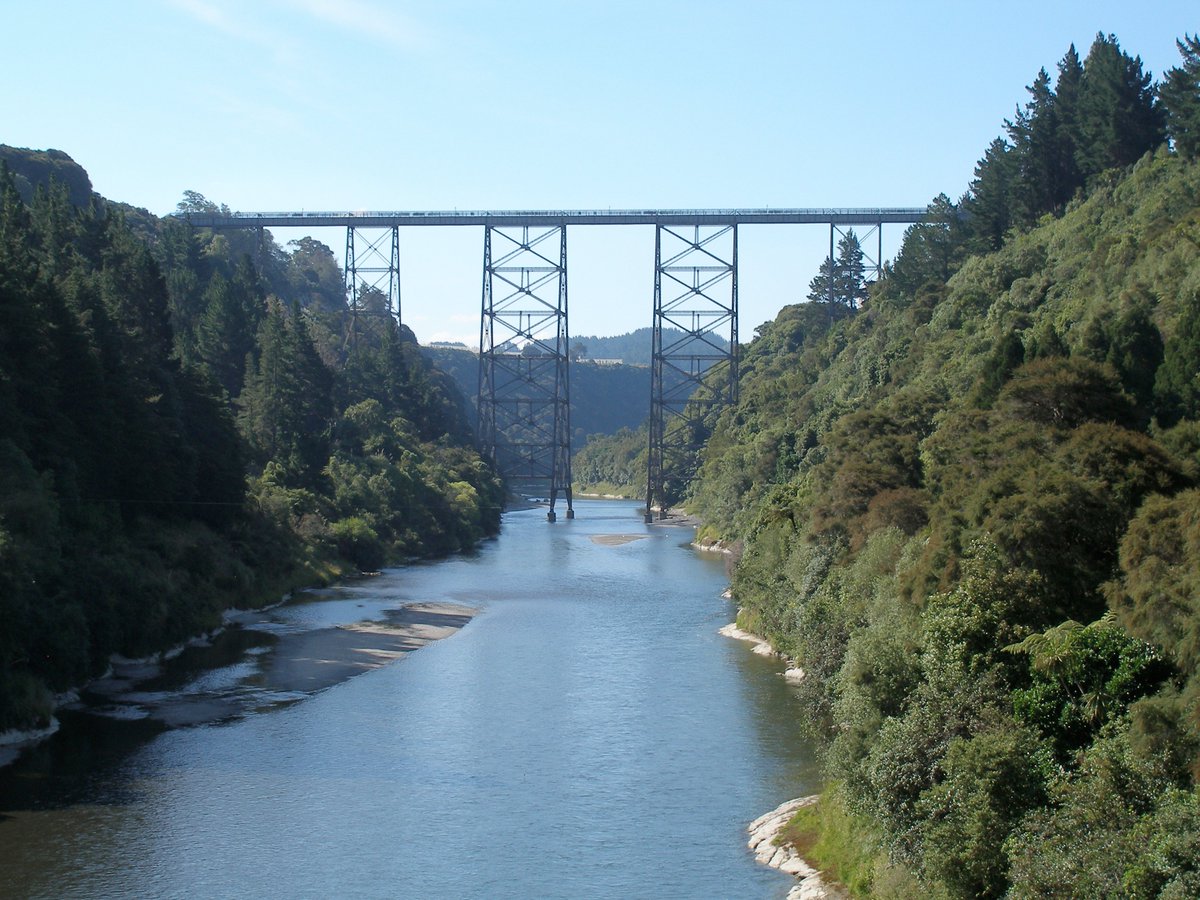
left=717, top=622, right=776, bottom=657
left=2, top=589, right=302, bottom=768
left=0, top=717, right=60, bottom=749
left=748, top=796, right=847, bottom=900
left=0, top=718, right=61, bottom=767
left=718, top=618, right=811, bottom=677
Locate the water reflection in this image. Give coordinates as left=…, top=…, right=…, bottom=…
left=0, top=500, right=814, bottom=898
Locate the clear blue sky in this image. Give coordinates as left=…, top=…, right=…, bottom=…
left=3, top=1, right=1196, bottom=343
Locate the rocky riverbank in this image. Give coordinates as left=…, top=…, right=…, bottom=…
left=719, top=621, right=807, bottom=682
left=1, top=597, right=477, bottom=767
left=0, top=719, right=61, bottom=768
left=721, top=619, right=832, bottom=895
left=748, top=797, right=848, bottom=900
left=77, top=600, right=477, bottom=728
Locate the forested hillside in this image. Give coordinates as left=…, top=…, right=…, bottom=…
left=691, top=34, right=1200, bottom=896
left=422, top=344, right=650, bottom=448
left=572, top=327, right=728, bottom=367
left=0, top=157, right=502, bottom=734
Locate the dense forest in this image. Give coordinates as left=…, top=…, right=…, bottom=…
left=421, top=343, right=650, bottom=450
left=570, top=327, right=729, bottom=367
left=686, top=33, right=1200, bottom=897
left=0, top=154, right=503, bottom=733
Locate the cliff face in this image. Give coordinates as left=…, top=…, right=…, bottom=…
left=0, top=145, right=95, bottom=207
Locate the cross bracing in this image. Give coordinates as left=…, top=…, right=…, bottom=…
left=646, top=225, right=738, bottom=520
left=179, top=206, right=928, bottom=519
left=477, top=226, right=573, bottom=520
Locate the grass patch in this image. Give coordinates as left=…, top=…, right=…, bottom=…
left=735, top=606, right=765, bottom=637
left=776, top=803, right=821, bottom=858
left=774, top=786, right=888, bottom=897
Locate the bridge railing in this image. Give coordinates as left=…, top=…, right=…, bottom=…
left=178, top=207, right=930, bottom=228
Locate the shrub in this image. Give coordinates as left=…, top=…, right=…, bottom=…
left=329, top=516, right=385, bottom=571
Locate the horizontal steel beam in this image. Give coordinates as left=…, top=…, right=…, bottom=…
left=177, top=207, right=928, bottom=229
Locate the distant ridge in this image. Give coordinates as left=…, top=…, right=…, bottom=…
left=572, top=327, right=729, bottom=367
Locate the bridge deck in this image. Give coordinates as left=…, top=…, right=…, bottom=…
left=180, top=207, right=928, bottom=229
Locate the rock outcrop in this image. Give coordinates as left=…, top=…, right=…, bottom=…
left=747, top=797, right=848, bottom=900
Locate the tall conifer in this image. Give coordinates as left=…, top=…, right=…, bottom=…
left=1160, top=34, right=1200, bottom=158
left=1075, top=33, right=1165, bottom=178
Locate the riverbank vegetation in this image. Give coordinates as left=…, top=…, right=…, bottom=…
left=571, top=425, right=648, bottom=498
left=0, top=157, right=502, bottom=732
left=691, top=32, right=1200, bottom=896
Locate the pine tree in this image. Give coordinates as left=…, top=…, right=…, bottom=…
left=805, top=232, right=869, bottom=311
left=0, top=165, right=56, bottom=456
left=231, top=254, right=266, bottom=334
left=96, top=211, right=175, bottom=374
left=965, top=138, right=1016, bottom=251
left=238, top=299, right=288, bottom=462
left=157, top=219, right=210, bottom=361
left=285, top=301, right=334, bottom=476
left=887, top=195, right=964, bottom=297
left=195, top=273, right=249, bottom=398
left=29, top=178, right=78, bottom=277
left=1052, top=45, right=1084, bottom=206
left=238, top=298, right=333, bottom=486
left=835, top=230, right=869, bottom=310
left=1007, top=68, right=1061, bottom=223
left=1160, top=34, right=1200, bottom=158
left=806, top=254, right=837, bottom=306
left=1075, top=33, right=1166, bottom=179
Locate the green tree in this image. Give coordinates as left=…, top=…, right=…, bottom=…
left=287, top=236, right=349, bottom=314
left=1006, top=731, right=1191, bottom=898
left=1009, top=615, right=1169, bottom=763
left=917, top=724, right=1048, bottom=898
left=965, top=137, right=1017, bottom=251
left=157, top=219, right=210, bottom=360
left=192, top=256, right=264, bottom=399
left=1155, top=287, right=1200, bottom=425
left=1160, top=34, right=1200, bottom=159
left=238, top=298, right=334, bottom=485
left=1107, top=489, right=1200, bottom=677
left=1075, top=33, right=1166, bottom=179
left=806, top=253, right=838, bottom=306
left=175, top=189, right=224, bottom=215
left=835, top=230, right=869, bottom=309
left=886, top=194, right=965, bottom=299
left=1007, top=67, right=1062, bottom=223
left=806, top=230, right=868, bottom=310
left=1052, top=44, right=1085, bottom=206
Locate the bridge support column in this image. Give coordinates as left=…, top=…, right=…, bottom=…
left=477, top=225, right=574, bottom=521
left=344, top=225, right=401, bottom=351
left=645, top=224, right=738, bottom=522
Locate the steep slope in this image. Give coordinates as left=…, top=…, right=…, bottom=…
left=693, top=150, right=1200, bottom=896
left=0, top=157, right=502, bottom=734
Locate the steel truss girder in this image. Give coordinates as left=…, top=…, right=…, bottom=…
left=345, top=225, right=402, bottom=349
left=646, top=224, right=738, bottom=521
left=477, top=225, right=573, bottom=520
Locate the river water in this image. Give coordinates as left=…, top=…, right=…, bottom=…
left=0, top=500, right=817, bottom=898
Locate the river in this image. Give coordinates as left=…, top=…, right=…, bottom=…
left=0, top=499, right=817, bottom=898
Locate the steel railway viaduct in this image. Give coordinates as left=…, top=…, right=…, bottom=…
left=183, top=207, right=927, bottom=522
